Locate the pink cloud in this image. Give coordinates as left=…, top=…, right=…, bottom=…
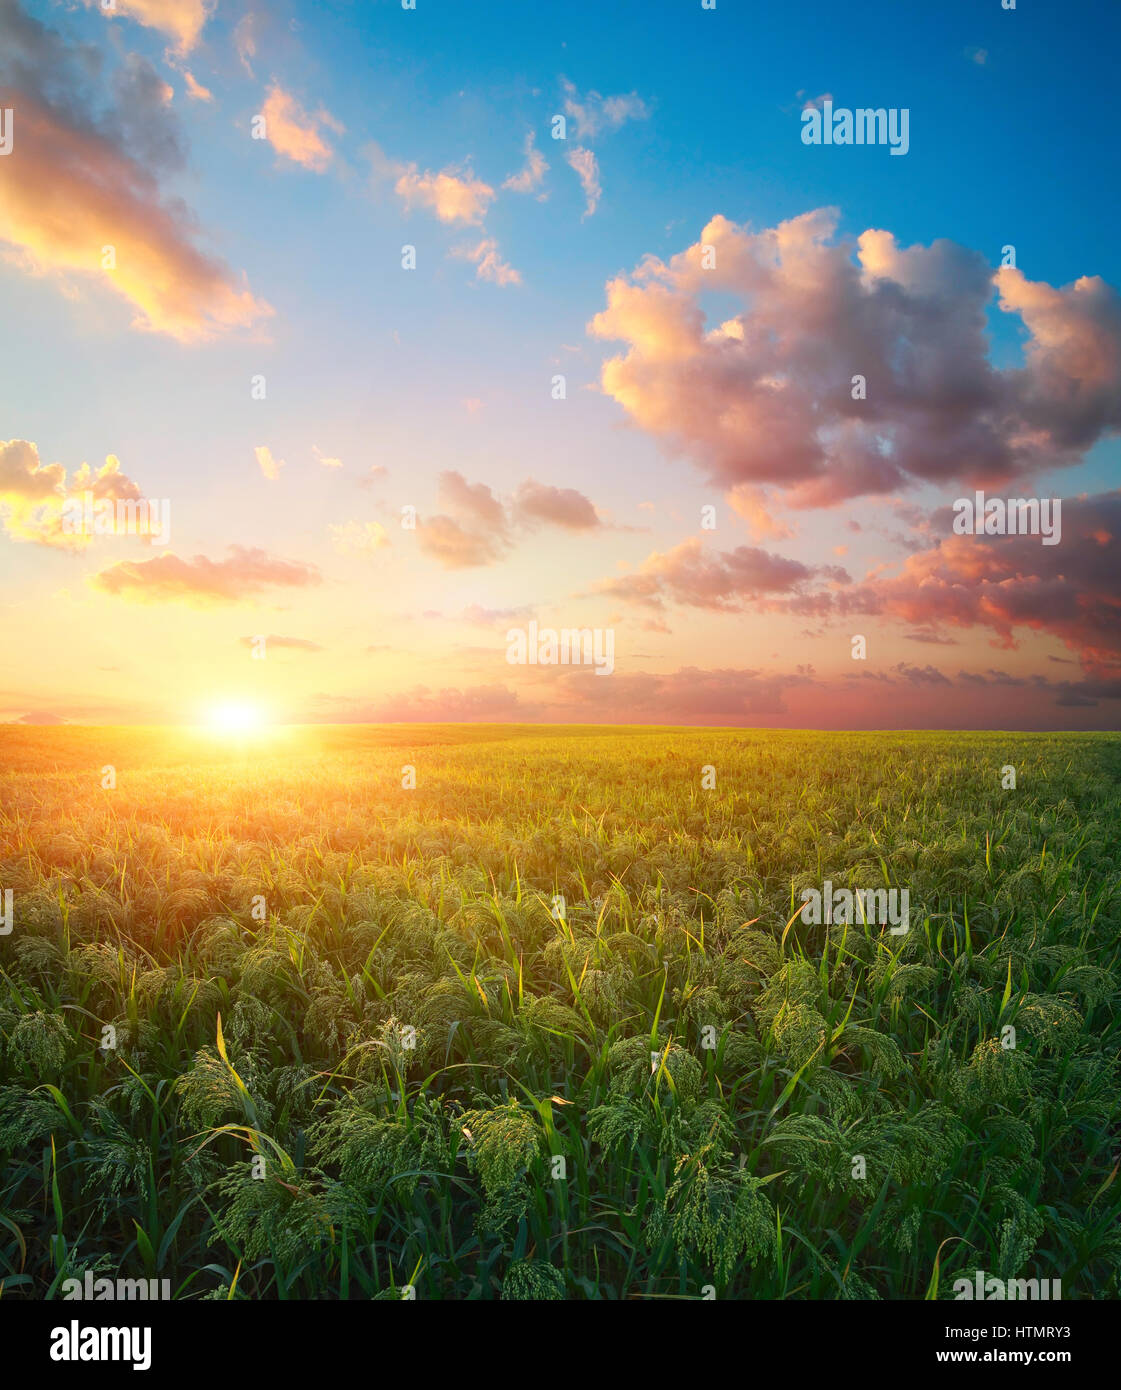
left=854, top=491, right=1121, bottom=673
left=588, top=536, right=848, bottom=611
left=514, top=479, right=601, bottom=531
left=589, top=209, right=1121, bottom=507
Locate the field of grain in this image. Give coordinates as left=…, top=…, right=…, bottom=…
left=1, top=725, right=1118, bottom=1300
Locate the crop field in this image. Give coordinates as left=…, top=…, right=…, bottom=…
left=0, top=724, right=1118, bottom=1301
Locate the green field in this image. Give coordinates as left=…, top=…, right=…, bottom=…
left=1, top=725, right=1118, bottom=1300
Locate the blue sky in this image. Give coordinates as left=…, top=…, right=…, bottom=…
left=1, top=0, right=1119, bottom=728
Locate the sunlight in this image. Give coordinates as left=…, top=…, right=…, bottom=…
left=204, top=700, right=268, bottom=735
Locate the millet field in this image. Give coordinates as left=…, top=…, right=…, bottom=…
left=1, top=724, right=1118, bottom=1300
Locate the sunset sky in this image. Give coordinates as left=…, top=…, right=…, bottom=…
left=2, top=0, right=1119, bottom=729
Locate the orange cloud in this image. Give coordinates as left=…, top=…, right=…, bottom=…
left=260, top=85, right=341, bottom=172
left=727, top=485, right=795, bottom=541
left=183, top=70, right=212, bottom=102
left=0, top=7, right=271, bottom=341
left=254, top=446, right=284, bottom=480
left=452, top=237, right=522, bottom=286
left=0, top=437, right=65, bottom=502
left=80, top=0, right=215, bottom=54
left=416, top=515, right=506, bottom=568
left=329, top=521, right=390, bottom=556
left=0, top=439, right=150, bottom=549
left=90, top=546, right=322, bottom=605
left=394, top=163, right=495, bottom=225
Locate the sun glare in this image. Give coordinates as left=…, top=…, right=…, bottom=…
left=205, top=701, right=268, bottom=735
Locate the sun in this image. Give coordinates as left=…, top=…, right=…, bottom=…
left=204, top=700, right=268, bottom=734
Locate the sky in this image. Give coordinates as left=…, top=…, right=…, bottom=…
left=1, top=0, right=1119, bottom=729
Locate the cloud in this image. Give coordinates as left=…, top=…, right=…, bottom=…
left=561, top=79, right=648, bottom=141
left=0, top=1, right=271, bottom=341
left=892, top=661, right=952, bottom=687
left=0, top=437, right=65, bottom=503
left=237, top=634, right=323, bottom=652
left=312, top=683, right=532, bottom=723
left=452, top=237, right=522, bottom=287
left=412, top=472, right=607, bottom=566
left=393, top=161, right=495, bottom=225
left=234, top=10, right=261, bottom=76
left=90, top=545, right=321, bottom=605
left=416, top=515, right=505, bottom=569
left=850, top=490, right=1121, bottom=673
left=710, top=490, right=1121, bottom=677
left=80, top=0, right=214, bottom=54
left=416, top=470, right=511, bottom=569
left=903, top=631, right=959, bottom=646
left=310, top=662, right=1077, bottom=728
left=514, top=479, right=601, bottom=530
left=502, top=132, right=548, bottom=196
left=0, top=439, right=151, bottom=549
left=566, top=146, right=601, bottom=218
left=588, top=536, right=848, bottom=611
left=727, top=485, right=794, bottom=540
left=329, top=520, right=390, bottom=555
left=435, top=470, right=507, bottom=529
left=588, top=209, right=1121, bottom=508
left=460, top=603, right=534, bottom=626
left=182, top=70, right=212, bottom=102
left=313, top=446, right=342, bottom=468
left=538, top=665, right=812, bottom=723
left=357, top=464, right=388, bottom=489
left=254, top=445, right=284, bottom=480
left=16, top=709, right=67, bottom=724
left=260, top=84, right=341, bottom=172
